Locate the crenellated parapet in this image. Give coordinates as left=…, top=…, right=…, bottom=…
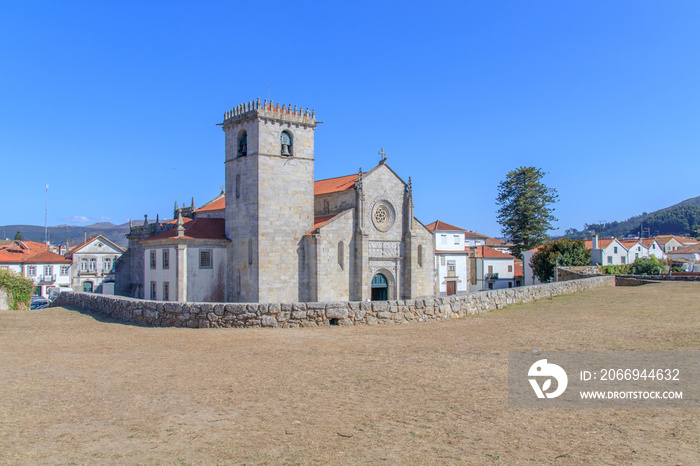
left=222, top=97, right=316, bottom=128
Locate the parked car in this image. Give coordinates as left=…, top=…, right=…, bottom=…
left=30, top=296, right=51, bottom=310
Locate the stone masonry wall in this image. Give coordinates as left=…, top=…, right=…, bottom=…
left=52, top=276, right=614, bottom=328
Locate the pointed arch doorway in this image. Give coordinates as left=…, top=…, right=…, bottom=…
left=371, top=273, right=388, bottom=301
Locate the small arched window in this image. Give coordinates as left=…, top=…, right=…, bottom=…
left=338, top=241, right=345, bottom=269
left=323, top=200, right=330, bottom=215
left=418, top=244, right=423, bottom=267
left=235, top=174, right=241, bottom=199
left=248, top=238, right=253, bottom=265
left=238, top=130, right=247, bottom=157
left=281, top=131, right=292, bottom=156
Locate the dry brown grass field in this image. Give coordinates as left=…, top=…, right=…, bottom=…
left=1, top=282, right=698, bottom=465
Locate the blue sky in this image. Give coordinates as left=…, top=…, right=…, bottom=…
left=1, top=1, right=698, bottom=237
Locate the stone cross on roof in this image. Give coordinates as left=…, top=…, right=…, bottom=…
left=379, top=147, right=387, bottom=164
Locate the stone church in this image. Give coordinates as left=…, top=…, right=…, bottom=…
left=117, top=99, right=435, bottom=303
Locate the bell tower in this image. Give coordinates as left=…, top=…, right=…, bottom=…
left=222, top=98, right=317, bottom=302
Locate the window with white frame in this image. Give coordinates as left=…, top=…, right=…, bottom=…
left=44, top=265, right=53, bottom=278
left=607, top=256, right=613, bottom=264
left=80, top=258, right=88, bottom=272
left=441, top=235, right=447, bottom=245
left=163, top=282, right=170, bottom=301
left=149, top=250, right=156, bottom=269
left=447, top=260, right=456, bottom=273
left=60, top=265, right=69, bottom=275
left=89, top=258, right=96, bottom=272
left=453, top=235, right=460, bottom=245
left=162, top=250, right=169, bottom=269
left=27, top=265, right=37, bottom=276
left=103, top=258, right=112, bottom=272
left=150, top=281, right=157, bottom=300
left=200, top=249, right=213, bottom=269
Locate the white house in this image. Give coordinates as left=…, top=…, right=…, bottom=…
left=642, top=238, right=665, bottom=260
left=427, top=220, right=470, bottom=296
left=0, top=240, right=72, bottom=297
left=67, top=235, right=125, bottom=294
left=141, top=214, right=228, bottom=302
left=654, top=235, right=697, bottom=254
left=587, top=237, right=628, bottom=266
left=521, top=246, right=543, bottom=286
left=666, top=244, right=700, bottom=262
left=471, top=245, right=516, bottom=292
left=464, top=230, right=488, bottom=247
left=620, top=239, right=649, bottom=264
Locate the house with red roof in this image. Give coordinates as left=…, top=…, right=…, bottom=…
left=117, top=99, right=435, bottom=303
left=426, top=220, right=470, bottom=296
left=0, top=240, right=72, bottom=297
left=586, top=236, right=629, bottom=266
left=471, top=245, right=517, bottom=291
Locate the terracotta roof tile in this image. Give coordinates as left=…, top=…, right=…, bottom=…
left=314, top=173, right=363, bottom=195
left=425, top=220, right=466, bottom=232
left=667, top=243, right=700, bottom=254
left=142, top=218, right=226, bottom=242
left=474, top=245, right=514, bottom=259
left=196, top=195, right=225, bottom=212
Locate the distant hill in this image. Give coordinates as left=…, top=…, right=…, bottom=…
left=564, top=196, right=700, bottom=239
left=0, top=221, right=141, bottom=249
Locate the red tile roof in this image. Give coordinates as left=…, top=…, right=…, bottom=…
left=667, top=243, right=700, bottom=255
left=620, top=239, right=642, bottom=248
left=585, top=238, right=620, bottom=250
left=464, top=230, right=490, bottom=239
left=196, top=195, right=225, bottom=212
left=0, top=241, right=69, bottom=264
left=425, top=220, right=466, bottom=232
left=474, top=245, right=514, bottom=259
left=142, top=218, right=226, bottom=242
left=314, top=173, right=363, bottom=195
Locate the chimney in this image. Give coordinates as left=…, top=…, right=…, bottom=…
left=593, top=234, right=599, bottom=250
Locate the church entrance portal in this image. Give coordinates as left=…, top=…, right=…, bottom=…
left=371, top=273, right=388, bottom=301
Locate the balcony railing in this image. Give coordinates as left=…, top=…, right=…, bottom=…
left=38, top=274, right=56, bottom=283
left=486, top=273, right=499, bottom=281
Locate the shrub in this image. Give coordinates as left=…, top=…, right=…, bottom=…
left=630, top=257, right=668, bottom=275
left=530, top=238, right=591, bottom=283
left=599, top=264, right=630, bottom=275
left=0, top=269, right=34, bottom=310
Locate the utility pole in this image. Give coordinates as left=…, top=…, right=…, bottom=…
left=44, top=184, right=49, bottom=245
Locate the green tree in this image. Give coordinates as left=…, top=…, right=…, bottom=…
left=496, top=166, right=558, bottom=257
left=630, top=257, right=668, bottom=275
left=14, top=230, right=22, bottom=241
left=530, top=238, right=590, bottom=283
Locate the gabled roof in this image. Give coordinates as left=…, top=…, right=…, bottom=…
left=314, top=173, right=364, bottom=195
left=620, top=239, right=644, bottom=248
left=585, top=238, right=625, bottom=251
left=474, top=245, right=514, bottom=259
left=425, top=220, right=466, bottom=232
left=641, top=238, right=660, bottom=248
left=68, top=234, right=125, bottom=254
left=196, top=194, right=225, bottom=212
left=142, top=218, right=227, bottom=242
left=653, top=235, right=698, bottom=246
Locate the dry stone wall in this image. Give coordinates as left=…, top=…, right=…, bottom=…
left=52, top=276, right=614, bottom=328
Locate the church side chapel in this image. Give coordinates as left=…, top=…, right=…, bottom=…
left=127, top=99, right=435, bottom=303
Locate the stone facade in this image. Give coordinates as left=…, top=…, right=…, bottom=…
left=52, top=276, right=614, bottom=328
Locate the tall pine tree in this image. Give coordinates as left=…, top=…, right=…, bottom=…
left=496, top=166, right=558, bottom=257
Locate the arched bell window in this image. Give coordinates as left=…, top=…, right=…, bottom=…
left=280, top=131, right=293, bottom=156
left=237, top=130, right=247, bottom=157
